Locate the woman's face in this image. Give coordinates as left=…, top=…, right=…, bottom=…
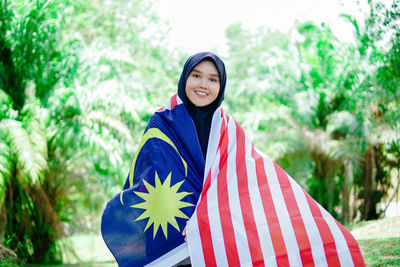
left=185, top=60, right=220, bottom=107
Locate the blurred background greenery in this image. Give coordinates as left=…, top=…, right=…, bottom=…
left=0, top=0, right=399, bottom=265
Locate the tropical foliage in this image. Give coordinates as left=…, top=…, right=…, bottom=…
left=0, top=0, right=180, bottom=263
left=224, top=0, right=400, bottom=223
left=0, top=0, right=399, bottom=263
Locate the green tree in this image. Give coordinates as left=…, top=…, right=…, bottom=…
left=1, top=0, right=182, bottom=263
left=347, top=0, right=400, bottom=220
left=0, top=0, right=74, bottom=262
left=224, top=0, right=400, bottom=223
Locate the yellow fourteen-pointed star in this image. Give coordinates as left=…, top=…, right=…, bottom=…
left=131, top=172, right=194, bottom=239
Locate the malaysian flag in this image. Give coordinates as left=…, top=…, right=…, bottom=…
left=102, top=94, right=200, bottom=266
left=187, top=102, right=365, bottom=266
left=102, top=94, right=365, bottom=266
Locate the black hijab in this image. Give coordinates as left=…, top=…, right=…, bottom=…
left=177, top=52, right=227, bottom=159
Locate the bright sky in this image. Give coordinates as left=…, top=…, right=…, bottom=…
left=155, top=0, right=369, bottom=55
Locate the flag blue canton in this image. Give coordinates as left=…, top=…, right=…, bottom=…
left=101, top=104, right=204, bottom=267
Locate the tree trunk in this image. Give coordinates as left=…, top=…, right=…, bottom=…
left=342, top=158, right=353, bottom=224
left=311, top=152, right=338, bottom=217
left=360, top=144, right=378, bottom=220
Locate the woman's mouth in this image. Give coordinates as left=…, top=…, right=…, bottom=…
left=195, top=90, right=208, bottom=97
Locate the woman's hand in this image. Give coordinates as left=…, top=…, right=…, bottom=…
left=182, top=221, right=188, bottom=242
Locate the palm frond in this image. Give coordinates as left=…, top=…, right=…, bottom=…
left=0, top=89, right=13, bottom=107
left=86, top=110, right=133, bottom=142
left=371, top=123, right=400, bottom=145
left=339, top=14, right=360, bottom=39
left=0, top=141, right=12, bottom=205
left=0, top=90, right=18, bottom=120
left=26, top=116, right=48, bottom=158
left=327, top=136, right=363, bottom=171
left=327, top=110, right=361, bottom=136
left=83, top=127, right=124, bottom=166
left=302, top=127, right=332, bottom=157
left=0, top=118, right=47, bottom=185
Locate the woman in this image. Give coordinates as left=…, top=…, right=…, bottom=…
left=102, top=52, right=226, bottom=267
left=102, top=52, right=365, bottom=267
left=177, top=52, right=226, bottom=162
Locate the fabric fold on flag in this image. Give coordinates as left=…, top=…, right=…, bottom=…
left=186, top=105, right=365, bottom=267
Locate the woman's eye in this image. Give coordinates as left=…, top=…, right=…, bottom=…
left=192, top=74, right=200, bottom=78
left=210, top=78, right=217, bottom=82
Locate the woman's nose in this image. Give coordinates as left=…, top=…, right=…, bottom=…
left=200, top=78, right=207, bottom=88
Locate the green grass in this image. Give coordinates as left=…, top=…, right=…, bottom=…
left=350, top=216, right=400, bottom=267
left=358, top=238, right=400, bottom=267
left=59, top=234, right=117, bottom=266
left=349, top=216, right=400, bottom=240
left=19, top=234, right=116, bottom=267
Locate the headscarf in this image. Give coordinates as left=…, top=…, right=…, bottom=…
left=177, top=52, right=227, bottom=159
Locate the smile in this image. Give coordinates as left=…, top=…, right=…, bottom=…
left=195, top=90, right=208, bottom=96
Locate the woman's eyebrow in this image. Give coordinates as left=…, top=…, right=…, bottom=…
left=192, top=69, right=219, bottom=77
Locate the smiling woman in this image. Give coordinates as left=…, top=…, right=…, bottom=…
left=102, top=52, right=365, bottom=266
left=101, top=52, right=228, bottom=266
left=185, top=61, right=220, bottom=107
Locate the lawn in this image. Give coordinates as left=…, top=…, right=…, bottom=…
left=358, top=238, right=400, bottom=266
left=57, top=234, right=117, bottom=267
left=19, top=234, right=117, bottom=267
left=350, top=216, right=400, bottom=267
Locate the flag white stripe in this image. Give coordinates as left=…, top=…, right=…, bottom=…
left=187, top=215, right=205, bottom=267
left=319, top=206, right=354, bottom=266
left=166, top=99, right=171, bottom=110
left=209, top=149, right=221, bottom=185
left=176, top=96, right=183, bottom=105
left=289, top=179, right=329, bottom=267
left=263, top=157, right=303, bottom=266
left=225, top=119, right=252, bottom=265
left=205, top=108, right=222, bottom=185
left=207, top=150, right=229, bottom=267
left=145, top=242, right=189, bottom=267
left=245, top=135, right=278, bottom=266
left=187, top=111, right=223, bottom=267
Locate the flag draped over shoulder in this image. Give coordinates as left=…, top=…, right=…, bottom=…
left=187, top=102, right=365, bottom=267
left=102, top=94, right=204, bottom=266
left=102, top=94, right=365, bottom=267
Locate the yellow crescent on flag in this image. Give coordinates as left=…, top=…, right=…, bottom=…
left=120, top=128, right=188, bottom=205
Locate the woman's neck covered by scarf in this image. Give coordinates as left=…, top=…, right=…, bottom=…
left=177, top=52, right=227, bottom=159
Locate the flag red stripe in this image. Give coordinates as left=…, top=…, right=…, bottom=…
left=197, top=171, right=217, bottom=267
left=217, top=120, right=240, bottom=267
left=336, top=222, right=366, bottom=266
left=196, top=115, right=228, bottom=266
left=252, top=148, right=290, bottom=266
left=194, top=110, right=364, bottom=266
left=273, top=162, right=315, bottom=266
left=235, top=122, right=264, bottom=265
left=304, top=192, right=341, bottom=266
left=171, top=94, right=178, bottom=109
left=325, top=242, right=342, bottom=266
